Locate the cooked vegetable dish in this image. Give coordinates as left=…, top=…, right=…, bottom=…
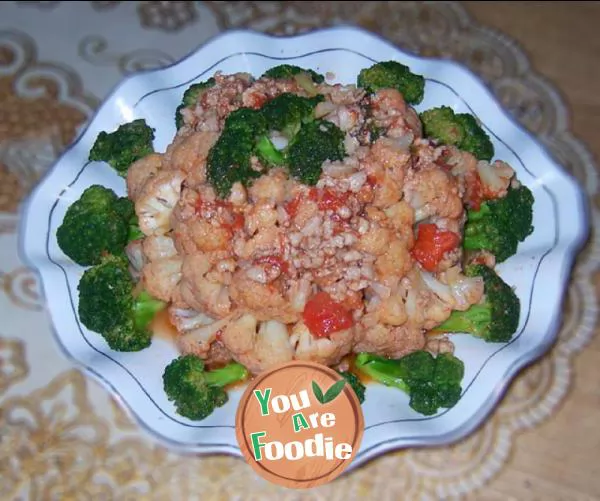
left=57, top=60, right=534, bottom=418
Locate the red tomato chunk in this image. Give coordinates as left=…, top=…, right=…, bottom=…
left=412, top=223, right=460, bottom=272
left=303, top=292, right=354, bottom=338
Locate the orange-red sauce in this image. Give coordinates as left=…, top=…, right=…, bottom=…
left=150, top=309, right=178, bottom=342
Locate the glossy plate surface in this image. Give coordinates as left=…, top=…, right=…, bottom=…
left=20, top=27, right=588, bottom=467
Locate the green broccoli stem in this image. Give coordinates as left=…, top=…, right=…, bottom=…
left=354, top=353, right=410, bottom=394
left=204, top=362, right=249, bottom=387
left=430, top=304, right=491, bottom=335
left=462, top=232, right=491, bottom=252
left=128, top=216, right=144, bottom=242
left=255, top=136, right=286, bottom=166
left=133, top=291, right=166, bottom=331
left=282, top=122, right=301, bottom=140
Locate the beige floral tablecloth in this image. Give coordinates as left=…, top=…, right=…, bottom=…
left=1, top=2, right=597, bottom=499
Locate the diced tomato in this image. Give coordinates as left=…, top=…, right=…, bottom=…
left=303, top=292, right=354, bottom=338
left=318, top=188, right=349, bottom=212
left=254, top=254, right=289, bottom=274
left=231, top=213, right=244, bottom=231
left=411, top=223, right=460, bottom=272
left=464, top=171, right=484, bottom=211
left=284, top=195, right=302, bottom=218
left=308, top=188, right=319, bottom=202
left=366, top=174, right=378, bottom=187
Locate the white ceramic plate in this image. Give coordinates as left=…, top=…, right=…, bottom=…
left=19, top=26, right=589, bottom=468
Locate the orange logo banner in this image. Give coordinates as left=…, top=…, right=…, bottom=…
left=236, top=361, right=364, bottom=489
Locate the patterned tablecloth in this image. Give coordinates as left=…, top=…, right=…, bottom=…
left=0, top=2, right=597, bottom=499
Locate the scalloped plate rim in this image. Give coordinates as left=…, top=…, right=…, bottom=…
left=17, top=26, right=589, bottom=469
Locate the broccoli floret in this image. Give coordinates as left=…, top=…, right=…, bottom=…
left=455, top=113, right=494, bottom=162
left=163, top=355, right=249, bottom=420
left=89, top=119, right=155, bottom=177
left=354, top=351, right=464, bottom=416
left=420, top=106, right=494, bottom=161
left=286, top=119, right=346, bottom=185
left=255, top=135, right=285, bottom=167
left=207, top=102, right=345, bottom=195
left=255, top=93, right=324, bottom=167
left=419, top=106, right=465, bottom=146
left=206, top=107, right=267, bottom=198
left=175, top=77, right=216, bottom=129
left=430, top=264, right=520, bottom=343
left=337, top=371, right=366, bottom=404
left=463, top=184, right=535, bottom=262
left=77, top=255, right=166, bottom=351
left=357, top=60, right=425, bottom=105
left=56, top=185, right=138, bottom=266
left=262, top=64, right=325, bottom=84
left=261, top=93, right=324, bottom=138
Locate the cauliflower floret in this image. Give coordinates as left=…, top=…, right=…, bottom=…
left=233, top=227, right=284, bottom=261
left=244, top=199, right=278, bottom=236
left=169, top=307, right=214, bottom=332
left=404, top=107, right=423, bottom=138
left=374, top=240, right=413, bottom=282
left=290, top=322, right=354, bottom=367
left=247, top=168, right=289, bottom=204
left=400, top=267, right=481, bottom=330
left=127, top=153, right=162, bottom=201
left=164, top=131, right=218, bottom=188
left=170, top=307, right=228, bottom=359
left=142, top=235, right=178, bottom=261
left=170, top=188, right=234, bottom=254
left=353, top=322, right=425, bottom=359
left=422, top=266, right=485, bottom=312
left=403, top=167, right=463, bottom=222
left=356, top=224, right=391, bottom=256
left=228, top=269, right=297, bottom=323
left=287, top=277, right=313, bottom=313
left=425, top=336, right=455, bottom=356
left=179, top=254, right=232, bottom=319
left=371, top=136, right=412, bottom=172
left=316, top=102, right=363, bottom=133
left=446, top=150, right=514, bottom=208
left=142, top=257, right=183, bottom=303
left=175, top=218, right=232, bottom=254
left=219, top=314, right=293, bottom=375
left=135, top=169, right=185, bottom=236
left=125, top=239, right=144, bottom=282
left=373, top=172, right=403, bottom=209
left=384, top=200, right=415, bottom=246
left=400, top=271, right=450, bottom=330
left=476, top=160, right=515, bottom=199
left=376, top=293, right=408, bottom=326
